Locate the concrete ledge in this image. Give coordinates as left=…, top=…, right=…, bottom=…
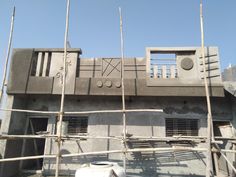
left=26, top=76, right=53, bottom=94
left=74, top=78, right=224, bottom=97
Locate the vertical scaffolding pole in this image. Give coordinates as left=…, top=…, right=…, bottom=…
left=55, top=0, right=70, bottom=176
left=200, top=1, right=214, bottom=176
left=119, top=7, right=127, bottom=175
left=0, top=7, right=15, bottom=101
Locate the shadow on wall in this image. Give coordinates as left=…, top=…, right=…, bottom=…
left=126, top=141, right=205, bottom=177
left=55, top=141, right=206, bottom=177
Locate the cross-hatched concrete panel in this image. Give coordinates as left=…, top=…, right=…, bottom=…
left=102, top=58, right=121, bottom=78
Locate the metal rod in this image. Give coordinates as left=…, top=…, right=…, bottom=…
left=0, top=7, right=15, bottom=101
left=119, top=7, right=127, bottom=174
left=55, top=0, right=70, bottom=176
left=200, top=1, right=214, bottom=176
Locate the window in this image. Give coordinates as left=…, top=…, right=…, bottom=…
left=150, top=53, right=177, bottom=79
left=63, top=117, right=88, bottom=134
left=213, top=121, right=232, bottom=138
left=166, top=118, right=198, bottom=137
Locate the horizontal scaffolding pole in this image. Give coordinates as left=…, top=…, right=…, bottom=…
left=0, top=155, right=55, bottom=162
left=65, top=109, right=163, bottom=115
left=0, top=145, right=236, bottom=163
left=0, top=134, right=207, bottom=141
left=0, top=134, right=234, bottom=143
left=0, top=147, right=208, bottom=163
left=0, top=108, right=58, bottom=114
left=0, top=108, right=163, bottom=115
left=0, top=134, right=121, bottom=141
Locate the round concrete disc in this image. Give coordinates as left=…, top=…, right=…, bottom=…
left=97, top=80, right=103, bottom=88
left=181, top=58, right=194, bottom=70
left=115, top=81, right=121, bottom=88
left=105, top=80, right=112, bottom=88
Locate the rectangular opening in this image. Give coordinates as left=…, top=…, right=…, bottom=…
left=62, top=116, right=88, bottom=135
left=30, top=52, right=52, bottom=77
left=213, top=121, right=232, bottom=137
left=150, top=53, right=177, bottom=79
left=166, top=118, right=198, bottom=137
left=22, top=118, right=48, bottom=170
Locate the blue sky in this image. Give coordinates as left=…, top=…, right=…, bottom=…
left=0, top=0, right=236, bottom=76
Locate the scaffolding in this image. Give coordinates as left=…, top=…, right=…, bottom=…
left=0, top=0, right=235, bottom=177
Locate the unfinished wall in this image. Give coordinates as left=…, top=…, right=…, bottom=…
left=22, top=95, right=233, bottom=176
left=7, top=48, right=224, bottom=97
left=0, top=95, right=27, bottom=177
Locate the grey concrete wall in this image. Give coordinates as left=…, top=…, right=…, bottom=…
left=230, top=95, right=236, bottom=176
left=147, top=47, right=222, bottom=86
left=21, top=95, right=233, bottom=176
left=222, top=65, right=236, bottom=81
left=7, top=47, right=224, bottom=97
left=0, top=95, right=27, bottom=177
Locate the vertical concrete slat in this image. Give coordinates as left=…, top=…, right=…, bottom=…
left=170, top=65, right=176, bottom=78
left=42, top=52, right=49, bottom=77
left=153, top=65, right=158, bottom=78
left=36, top=52, right=43, bottom=76
left=162, top=65, right=167, bottom=78
left=146, top=48, right=151, bottom=78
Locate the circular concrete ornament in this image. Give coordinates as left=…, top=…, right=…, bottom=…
left=115, top=81, right=121, bottom=88
left=181, top=58, right=194, bottom=70
left=105, top=80, right=112, bottom=88
left=96, top=80, right=103, bottom=88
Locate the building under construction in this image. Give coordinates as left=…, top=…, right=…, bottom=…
left=0, top=46, right=235, bottom=177
left=0, top=1, right=236, bottom=177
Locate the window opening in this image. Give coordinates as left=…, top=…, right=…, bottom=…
left=166, top=118, right=198, bottom=137
left=150, top=53, right=177, bottom=79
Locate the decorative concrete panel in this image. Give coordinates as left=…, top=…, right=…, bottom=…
left=49, top=52, right=77, bottom=94
left=102, top=58, right=121, bottom=78
left=7, top=49, right=34, bottom=94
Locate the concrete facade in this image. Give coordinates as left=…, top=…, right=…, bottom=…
left=0, top=47, right=235, bottom=177
left=222, top=65, right=236, bottom=82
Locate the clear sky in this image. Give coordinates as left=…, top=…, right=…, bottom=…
left=0, top=0, right=235, bottom=79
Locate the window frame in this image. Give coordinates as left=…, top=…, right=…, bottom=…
left=165, top=118, right=199, bottom=137
left=60, top=116, right=89, bottom=135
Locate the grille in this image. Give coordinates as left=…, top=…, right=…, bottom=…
left=166, top=118, right=198, bottom=137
